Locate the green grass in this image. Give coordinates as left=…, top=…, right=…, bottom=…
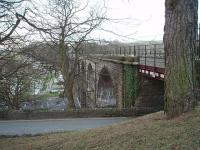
left=1, top=106, right=200, bottom=150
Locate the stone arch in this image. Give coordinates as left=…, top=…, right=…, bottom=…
left=87, top=63, right=95, bottom=91
left=97, top=67, right=116, bottom=107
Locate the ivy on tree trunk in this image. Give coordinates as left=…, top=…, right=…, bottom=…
left=164, top=0, right=198, bottom=118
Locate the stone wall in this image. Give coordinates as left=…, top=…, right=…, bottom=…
left=0, top=108, right=136, bottom=120
left=135, top=75, right=164, bottom=114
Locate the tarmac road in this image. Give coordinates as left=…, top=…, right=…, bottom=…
left=0, top=117, right=128, bottom=136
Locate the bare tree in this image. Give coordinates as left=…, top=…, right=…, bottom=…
left=0, top=0, right=26, bottom=44
left=27, top=0, right=106, bottom=109
left=164, top=0, right=198, bottom=118
left=0, top=0, right=32, bottom=77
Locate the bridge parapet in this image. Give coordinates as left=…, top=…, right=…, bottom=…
left=89, top=56, right=139, bottom=65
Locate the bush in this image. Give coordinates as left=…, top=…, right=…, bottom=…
left=22, top=109, right=33, bottom=114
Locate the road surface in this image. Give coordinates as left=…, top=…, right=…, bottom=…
left=0, top=117, right=128, bottom=136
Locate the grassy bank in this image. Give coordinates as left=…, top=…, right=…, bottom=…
left=1, top=106, right=200, bottom=150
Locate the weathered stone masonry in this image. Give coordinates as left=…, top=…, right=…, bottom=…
left=79, top=57, right=138, bottom=109
left=78, top=56, right=164, bottom=111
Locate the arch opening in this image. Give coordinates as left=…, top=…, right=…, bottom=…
left=97, top=67, right=116, bottom=107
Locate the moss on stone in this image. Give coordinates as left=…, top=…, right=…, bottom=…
left=123, top=65, right=138, bottom=108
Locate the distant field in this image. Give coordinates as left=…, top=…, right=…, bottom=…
left=0, top=106, right=200, bottom=150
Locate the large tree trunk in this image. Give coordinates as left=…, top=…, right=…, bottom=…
left=59, top=29, right=76, bottom=109
left=63, top=75, right=76, bottom=109
left=164, top=0, right=198, bottom=118
left=65, top=84, right=76, bottom=109
left=63, top=74, right=76, bottom=109
left=15, top=78, right=20, bottom=110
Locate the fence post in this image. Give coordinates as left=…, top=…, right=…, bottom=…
left=129, top=46, right=131, bottom=55
left=124, top=47, right=126, bottom=56
left=134, top=45, right=136, bottom=56
left=154, top=44, right=157, bottom=71
left=138, top=46, right=140, bottom=64
left=145, top=45, right=147, bottom=69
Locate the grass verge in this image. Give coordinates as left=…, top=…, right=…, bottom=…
left=1, top=106, right=200, bottom=150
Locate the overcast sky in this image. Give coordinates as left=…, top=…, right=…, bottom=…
left=27, top=0, right=199, bottom=43
left=91, top=0, right=200, bottom=42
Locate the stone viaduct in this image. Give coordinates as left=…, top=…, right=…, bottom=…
left=77, top=55, right=164, bottom=113
left=76, top=42, right=199, bottom=113
left=78, top=40, right=200, bottom=112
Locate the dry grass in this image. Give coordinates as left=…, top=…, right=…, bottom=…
left=1, top=107, right=200, bottom=150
